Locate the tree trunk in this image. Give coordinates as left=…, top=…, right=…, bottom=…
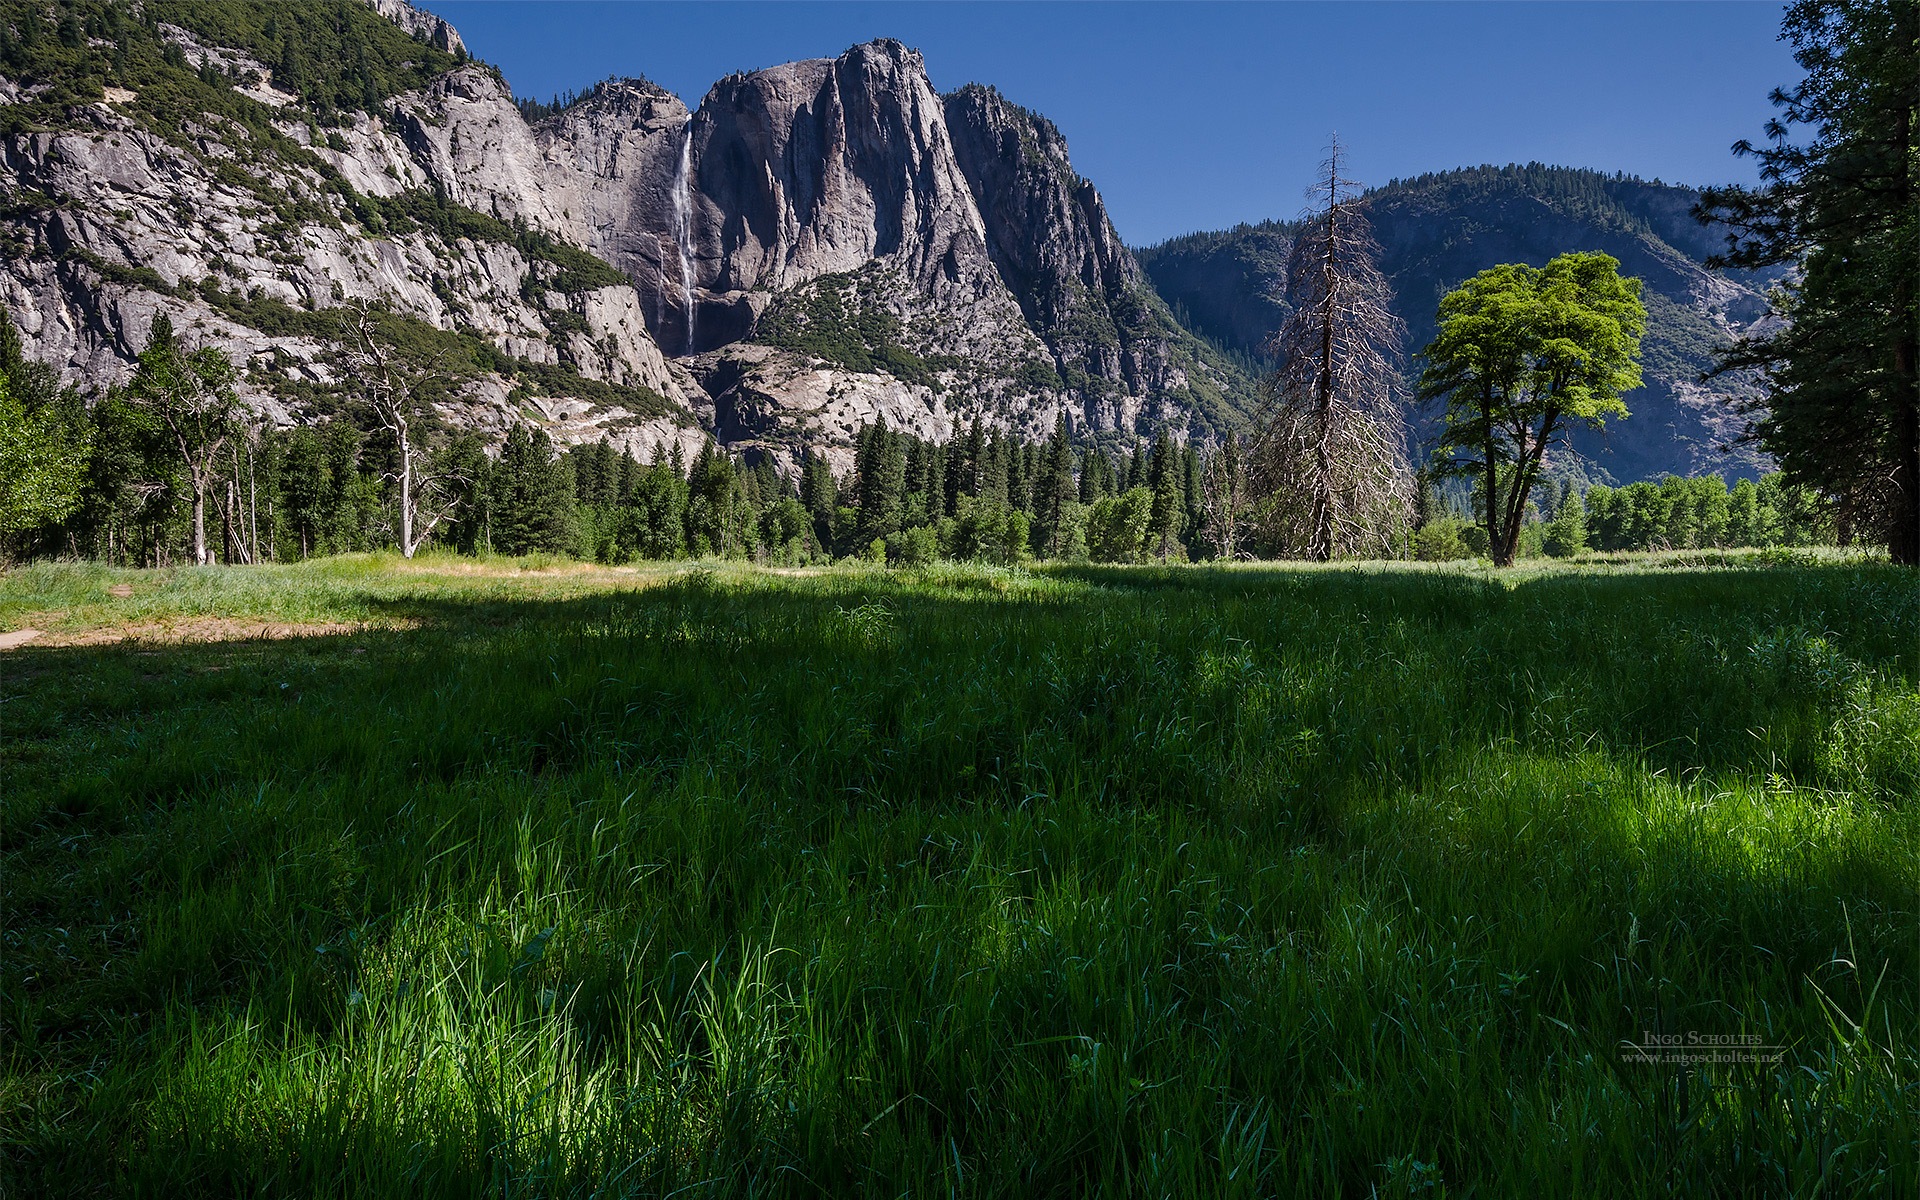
left=247, top=440, right=260, bottom=564
left=1483, top=390, right=1499, bottom=565
left=191, top=475, right=208, bottom=565
left=399, top=425, right=416, bottom=559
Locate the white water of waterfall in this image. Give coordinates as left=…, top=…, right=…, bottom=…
left=669, top=121, right=696, bottom=354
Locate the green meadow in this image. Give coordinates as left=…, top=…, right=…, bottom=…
left=2, top=553, right=1915, bottom=1196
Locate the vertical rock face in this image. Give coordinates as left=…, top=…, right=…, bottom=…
left=368, top=0, right=465, bottom=55
left=647, top=40, right=1006, bottom=354
left=537, top=81, right=696, bottom=349
left=0, top=0, right=1255, bottom=471
left=946, top=85, right=1160, bottom=386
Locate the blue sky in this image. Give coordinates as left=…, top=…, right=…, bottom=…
left=419, top=1, right=1797, bottom=247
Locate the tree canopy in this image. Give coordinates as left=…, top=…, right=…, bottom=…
left=1420, top=251, right=1645, bottom=566
left=1695, top=0, right=1919, bottom=563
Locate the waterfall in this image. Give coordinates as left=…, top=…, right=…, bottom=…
left=669, top=119, right=696, bottom=354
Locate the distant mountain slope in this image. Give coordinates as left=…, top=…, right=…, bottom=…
left=1136, top=165, right=1776, bottom=481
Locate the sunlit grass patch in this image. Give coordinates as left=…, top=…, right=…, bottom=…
left=2, top=554, right=1914, bottom=1195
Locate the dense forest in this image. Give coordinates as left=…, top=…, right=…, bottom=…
left=2, top=305, right=1837, bottom=569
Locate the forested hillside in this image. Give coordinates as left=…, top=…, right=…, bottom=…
left=1137, top=165, right=1776, bottom=481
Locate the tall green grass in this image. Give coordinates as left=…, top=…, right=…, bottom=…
left=3, top=557, right=1915, bottom=1196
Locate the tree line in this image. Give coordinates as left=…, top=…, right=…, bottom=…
left=0, top=291, right=1836, bottom=570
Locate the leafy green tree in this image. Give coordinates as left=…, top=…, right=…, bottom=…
left=1697, top=0, right=1918, bottom=562
left=1087, top=487, right=1153, bottom=563
left=1420, top=252, right=1646, bottom=566
left=620, top=455, right=690, bottom=560
left=944, top=496, right=1028, bottom=565
left=0, top=373, right=90, bottom=545
left=686, top=439, right=755, bottom=557
left=888, top=523, right=939, bottom=567
left=0, top=311, right=92, bottom=552
left=279, top=425, right=329, bottom=559
left=81, top=391, right=177, bottom=566
left=1541, top=488, right=1588, bottom=557
left=126, top=315, right=241, bottom=565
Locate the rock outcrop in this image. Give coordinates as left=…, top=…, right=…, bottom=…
left=332, top=33, right=1258, bottom=459
left=1, top=4, right=1257, bottom=468
left=7, top=3, right=1755, bottom=483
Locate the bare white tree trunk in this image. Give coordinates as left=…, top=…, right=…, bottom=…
left=343, top=305, right=453, bottom=559
left=190, top=470, right=208, bottom=565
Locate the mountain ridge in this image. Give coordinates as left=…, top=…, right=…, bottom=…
left=1136, top=163, right=1774, bottom=481
left=0, top=4, right=1257, bottom=475
left=2, top=3, right=1765, bottom=483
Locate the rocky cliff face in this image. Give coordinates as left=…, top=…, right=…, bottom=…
left=0, top=7, right=1257, bottom=478
left=2, top=5, right=1753, bottom=484
left=0, top=6, right=708, bottom=465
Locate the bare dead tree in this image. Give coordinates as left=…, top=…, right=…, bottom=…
left=1248, top=138, right=1413, bottom=560
left=127, top=314, right=241, bottom=565
left=340, top=302, right=458, bottom=558
left=1198, top=433, right=1249, bottom=560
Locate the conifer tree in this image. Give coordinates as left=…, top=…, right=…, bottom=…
left=1032, top=413, right=1077, bottom=557
left=1250, top=139, right=1412, bottom=561
left=1125, top=438, right=1148, bottom=490
left=492, top=426, right=573, bottom=555
left=1146, top=431, right=1185, bottom=560
left=855, top=420, right=907, bottom=546
left=1697, top=0, right=1919, bottom=563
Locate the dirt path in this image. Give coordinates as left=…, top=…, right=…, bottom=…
left=0, top=618, right=378, bottom=649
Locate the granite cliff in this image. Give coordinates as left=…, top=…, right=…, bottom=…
left=0, top=3, right=1253, bottom=474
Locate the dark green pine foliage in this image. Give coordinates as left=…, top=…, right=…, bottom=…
left=1079, top=447, right=1116, bottom=505
left=801, top=450, right=838, bottom=551
left=1696, top=0, right=1919, bottom=563
left=1125, top=439, right=1149, bottom=491
left=491, top=426, right=574, bottom=555
left=1146, top=432, right=1185, bottom=561
left=1182, top=443, right=1204, bottom=549
left=982, top=433, right=1011, bottom=507
left=1032, top=414, right=1077, bottom=558
left=437, top=432, right=493, bottom=555
left=854, top=422, right=908, bottom=547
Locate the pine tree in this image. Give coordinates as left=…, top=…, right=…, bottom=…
left=800, top=449, right=838, bottom=550
left=1146, top=432, right=1184, bottom=560
left=856, top=421, right=907, bottom=546
left=492, top=426, right=573, bottom=555
left=1697, top=0, right=1919, bottom=563
left=962, top=416, right=986, bottom=502
left=981, top=432, right=1010, bottom=506
left=1250, top=139, right=1412, bottom=561
left=1032, top=413, right=1077, bottom=557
